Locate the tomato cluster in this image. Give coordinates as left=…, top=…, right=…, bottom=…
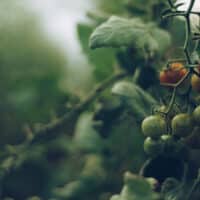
left=140, top=62, right=200, bottom=158
left=141, top=104, right=200, bottom=157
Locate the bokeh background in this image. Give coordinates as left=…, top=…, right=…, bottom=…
left=0, top=0, right=95, bottom=145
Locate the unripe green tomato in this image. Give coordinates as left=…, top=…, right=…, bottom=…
left=161, top=134, right=177, bottom=156
left=171, top=113, right=193, bottom=138
left=144, top=137, right=163, bottom=156
left=193, top=105, right=200, bottom=125
left=142, top=115, right=167, bottom=139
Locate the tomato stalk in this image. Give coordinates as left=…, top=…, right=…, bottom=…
left=160, top=0, right=200, bottom=118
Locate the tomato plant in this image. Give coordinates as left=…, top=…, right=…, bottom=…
left=0, top=0, right=200, bottom=200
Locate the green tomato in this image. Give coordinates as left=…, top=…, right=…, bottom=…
left=142, top=115, right=167, bottom=139
left=171, top=113, right=193, bottom=138
left=143, top=137, right=163, bottom=157
left=161, top=134, right=176, bottom=156
left=193, top=105, right=200, bottom=125
left=161, top=134, right=188, bottom=158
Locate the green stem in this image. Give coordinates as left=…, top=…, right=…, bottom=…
left=166, top=87, right=177, bottom=114
left=183, top=17, right=192, bottom=64
left=167, top=0, right=174, bottom=8
left=187, top=0, right=195, bottom=14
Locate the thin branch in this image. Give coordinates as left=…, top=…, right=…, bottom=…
left=0, top=71, right=129, bottom=179
left=166, top=87, right=177, bottom=114
left=30, top=71, right=129, bottom=144
left=167, top=0, right=174, bottom=8
left=162, top=11, right=186, bottom=19
left=187, top=0, right=195, bottom=14
left=184, top=17, right=192, bottom=63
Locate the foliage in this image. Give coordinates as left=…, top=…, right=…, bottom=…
left=77, top=23, right=116, bottom=81
left=0, top=0, right=200, bottom=200
left=89, top=16, right=171, bottom=56
left=0, top=0, right=67, bottom=145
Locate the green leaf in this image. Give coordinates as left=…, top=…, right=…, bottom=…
left=110, top=171, right=160, bottom=200
left=77, top=23, right=116, bottom=81
left=112, top=81, right=157, bottom=120
left=106, top=113, right=145, bottom=172
left=89, top=16, right=171, bottom=56
left=73, top=113, right=104, bottom=152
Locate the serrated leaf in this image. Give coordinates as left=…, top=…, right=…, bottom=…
left=77, top=23, right=116, bottom=81
left=89, top=16, right=171, bottom=56
left=111, top=81, right=157, bottom=120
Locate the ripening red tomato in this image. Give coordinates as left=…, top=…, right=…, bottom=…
left=159, top=62, right=188, bottom=85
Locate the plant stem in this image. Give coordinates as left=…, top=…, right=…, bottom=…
left=164, top=0, right=197, bottom=115
left=30, top=71, right=129, bottom=144
left=167, top=0, right=174, bottom=9
left=166, top=87, right=177, bottom=114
